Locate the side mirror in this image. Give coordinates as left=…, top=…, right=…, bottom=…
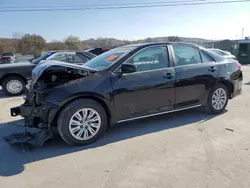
left=121, top=63, right=136, bottom=74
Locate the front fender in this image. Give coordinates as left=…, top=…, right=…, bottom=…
left=47, top=92, right=116, bottom=127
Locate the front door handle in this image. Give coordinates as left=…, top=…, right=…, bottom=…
left=209, top=67, right=216, bottom=72
left=163, top=73, right=175, bottom=79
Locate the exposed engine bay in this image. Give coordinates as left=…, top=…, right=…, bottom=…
left=31, top=66, right=90, bottom=90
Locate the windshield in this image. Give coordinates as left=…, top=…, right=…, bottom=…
left=32, top=52, right=55, bottom=64
left=83, top=46, right=136, bottom=70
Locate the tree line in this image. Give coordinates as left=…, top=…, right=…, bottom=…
left=0, top=34, right=207, bottom=57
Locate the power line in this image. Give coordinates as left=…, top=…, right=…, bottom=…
left=0, top=0, right=213, bottom=9
left=0, top=0, right=249, bottom=12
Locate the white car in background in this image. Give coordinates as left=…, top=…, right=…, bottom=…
left=208, top=49, right=237, bottom=60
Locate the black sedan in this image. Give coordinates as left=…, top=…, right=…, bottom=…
left=11, top=42, right=243, bottom=146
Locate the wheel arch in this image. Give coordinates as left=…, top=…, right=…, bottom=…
left=0, top=73, right=27, bottom=85
left=216, top=78, right=234, bottom=99
left=49, top=93, right=113, bottom=129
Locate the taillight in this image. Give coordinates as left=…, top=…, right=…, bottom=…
left=238, top=63, right=242, bottom=70
left=233, top=57, right=237, bottom=60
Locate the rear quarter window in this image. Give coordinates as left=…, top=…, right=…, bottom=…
left=200, top=49, right=225, bottom=62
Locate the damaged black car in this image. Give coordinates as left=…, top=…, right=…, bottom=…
left=10, top=42, right=243, bottom=146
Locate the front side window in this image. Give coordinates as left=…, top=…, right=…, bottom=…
left=173, top=45, right=202, bottom=66
left=126, top=46, right=169, bottom=72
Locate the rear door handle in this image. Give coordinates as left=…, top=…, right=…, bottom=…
left=209, top=67, right=216, bottom=72
left=163, top=73, right=175, bottom=79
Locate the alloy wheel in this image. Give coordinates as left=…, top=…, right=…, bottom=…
left=212, top=88, right=227, bottom=110
left=6, top=80, right=23, bottom=94
left=69, top=108, right=102, bottom=141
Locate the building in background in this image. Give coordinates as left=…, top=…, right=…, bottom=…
left=203, top=38, right=250, bottom=64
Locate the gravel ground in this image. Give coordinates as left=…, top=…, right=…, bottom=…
left=0, top=66, right=250, bottom=188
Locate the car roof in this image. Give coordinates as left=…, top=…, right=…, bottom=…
left=48, top=50, right=86, bottom=53
left=122, top=42, right=201, bottom=49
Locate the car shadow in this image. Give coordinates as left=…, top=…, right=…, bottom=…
left=0, top=108, right=226, bottom=177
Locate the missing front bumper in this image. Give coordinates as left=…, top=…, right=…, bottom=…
left=10, top=104, right=54, bottom=128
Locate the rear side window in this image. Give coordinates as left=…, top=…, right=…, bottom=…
left=173, top=45, right=202, bottom=66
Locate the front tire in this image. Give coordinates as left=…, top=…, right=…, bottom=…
left=2, top=76, right=26, bottom=96
left=205, top=84, right=229, bottom=114
left=57, top=99, right=107, bottom=146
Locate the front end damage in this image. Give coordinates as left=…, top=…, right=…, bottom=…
left=6, top=60, right=95, bottom=148
left=11, top=91, right=55, bottom=128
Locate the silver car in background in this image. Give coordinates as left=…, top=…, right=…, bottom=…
left=208, top=49, right=237, bottom=60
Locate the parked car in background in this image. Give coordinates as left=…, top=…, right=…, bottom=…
left=84, top=48, right=111, bottom=55
left=11, top=42, right=243, bottom=146
left=208, top=49, right=237, bottom=60
left=0, top=51, right=95, bottom=96
left=0, top=52, right=17, bottom=64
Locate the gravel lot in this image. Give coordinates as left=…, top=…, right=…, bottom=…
left=0, top=66, right=250, bottom=188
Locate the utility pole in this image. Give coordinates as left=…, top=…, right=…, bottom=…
left=242, top=28, right=244, bottom=39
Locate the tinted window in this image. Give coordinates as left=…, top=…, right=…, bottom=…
left=201, top=52, right=213, bottom=62
left=75, top=53, right=89, bottom=64
left=127, top=46, right=168, bottom=72
left=173, top=46, right=201, bottom=66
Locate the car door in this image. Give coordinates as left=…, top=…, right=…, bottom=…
left=171, top=44, right=218, bottom=108
left=75, top=52, right=91, bottom=65
left=111, top=45, right=176, bottom=121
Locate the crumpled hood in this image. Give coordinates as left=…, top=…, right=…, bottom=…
left=31, top=60, right=96, bottom=84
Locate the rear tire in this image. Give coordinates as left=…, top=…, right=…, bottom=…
left=57, top=99, right=107, bottom=146
left=205, top=84, right=229, bottom=114
left=2, top=76, right=26, bottom=96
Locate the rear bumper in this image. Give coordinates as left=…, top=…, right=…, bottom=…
left=230, top=73, right=243, bottom=99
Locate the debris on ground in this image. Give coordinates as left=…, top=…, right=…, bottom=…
left=225, top=128, right=234, bottom=132
left=3, top=129, right=52, bottom=151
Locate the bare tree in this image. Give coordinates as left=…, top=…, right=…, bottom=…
left=19, top=34, right=46, bottom=57
left=64, top=35, right=82, bottom=50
